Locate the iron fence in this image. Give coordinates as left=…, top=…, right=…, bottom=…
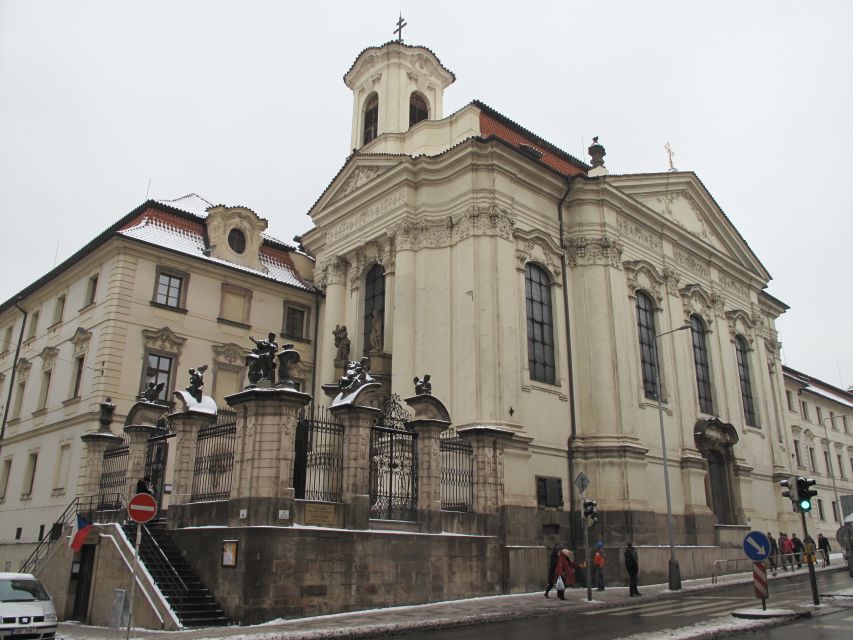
left=295, top=405, right=344, bottom=502
left=369, top=395, right=417, bottom=521
left=190, top=408, right=237, bottom=502
left=145, top=419, right=173, bottom=509
left=99, top=441, right=129, bottom=508
left=440, top=430, right=473, bottom=512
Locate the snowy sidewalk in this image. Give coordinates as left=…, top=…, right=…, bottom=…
left=56, top=556, right=851, bottom=640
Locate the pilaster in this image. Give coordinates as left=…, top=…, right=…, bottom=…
left=78, top=433, right=124, bottom=499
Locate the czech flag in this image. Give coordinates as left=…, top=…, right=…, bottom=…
left=69, top=514, right=93, bottom=552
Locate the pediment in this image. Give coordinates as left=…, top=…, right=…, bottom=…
left=327, top=163, right=394, bottom=205
left=609, top=173, right=770, bottom=282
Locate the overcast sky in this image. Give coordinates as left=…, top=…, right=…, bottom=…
left=1, top=1, right=851, bottom=389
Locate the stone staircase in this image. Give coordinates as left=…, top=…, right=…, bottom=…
left=122, top=520, right=230, bottom=628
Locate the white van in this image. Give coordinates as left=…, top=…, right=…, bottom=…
left=0, top=572, right=57, bottom=639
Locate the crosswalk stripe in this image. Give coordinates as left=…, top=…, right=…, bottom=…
left=641, top=600, right=742, bottom=618
left=605, top=599, right=740, bottom=617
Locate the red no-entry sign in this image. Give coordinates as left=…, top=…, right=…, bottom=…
left=128, top=492, right=158, bottom=524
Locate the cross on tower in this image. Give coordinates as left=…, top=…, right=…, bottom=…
left=664, top=141, right=677, bottom=172
left=393, top=14, right=407, bottom=42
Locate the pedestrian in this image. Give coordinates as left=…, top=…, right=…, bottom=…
left=136, top=476, right=153, bottom=495
left=767, top=532, right=779, bottom=574
left=593, top=541, right=606, bottom=591
left=791, top=533, right=803, bottom=569
left=818, top=533, right=831, bottom=566
left=553, top=548, right=574, bottom=600
left=780, top=533, right=793, bottom=571
left=624, top=542, right=641, bottom=596
left=544, top=546, right=559, bottom=598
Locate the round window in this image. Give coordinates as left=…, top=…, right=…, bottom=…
left=228, top=228, right=246, bottom=254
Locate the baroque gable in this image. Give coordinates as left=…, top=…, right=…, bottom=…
left=69, top=327, right=92, bottom=355
left=680, top=284, right=724, bottom=325
left=514, top=229, right=563, bottom=281
left=623, top=259, right=675, bottom=305
left=142, top=326, right=187, bottom=353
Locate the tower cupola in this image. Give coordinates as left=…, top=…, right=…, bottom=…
left=344, top=41, right=455, bottom=152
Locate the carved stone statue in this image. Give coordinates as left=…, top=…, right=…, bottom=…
left=277, top=344, right=300, bottom=389
left=333, top=325, right=351, bottom=362
left=186, top=364, right=208, bottom=403
left=142, top=381, right=165, bottom=402
left=247, top=332, right=278, bottom=385
left=414, top=374, right=432, bottom=395
left=99, top=397, right=116, bottom=432
left=338, top=356, right=373, bottom=392
left=369, top=308, right=383, bottom=351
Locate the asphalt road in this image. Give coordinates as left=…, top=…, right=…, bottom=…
left=735, top=606, right=853, bottom=639
left=395, top=570, right=853, bottom=640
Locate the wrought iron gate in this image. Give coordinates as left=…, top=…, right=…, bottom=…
left=369, top=395, right=417, bottom=521
left=439, top=430, right=473, bottom=512
left=190, top=408, right=237, bottom=502
left=144, top=420, right=172, bottom=510
left=295, top=405, right=344, bottom=502
left=98, top=441, right=128, bottom=510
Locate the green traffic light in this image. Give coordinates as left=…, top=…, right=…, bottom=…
left=799, top=499, right=812, bottom=511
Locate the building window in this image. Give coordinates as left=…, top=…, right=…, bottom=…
left=227, top=228, right=246, bottom=254
left=793, top=440, right=802, bottom=466
left=635, top=291, right=658, bottom=399
left=53, top=444, right=71, bottom=492
left=823, top=450, right=831, bottom=477
left=536, top=476, right=563, bottom=508
left=26, top=310, right=39, bottom=341
left=829, top=411, right=837, bottom=429
left=817, top=498, right=825, bottom=520
left=152, top=267, right=189, bottom=310
left=22, top=452, right=38, bottom=497
left=832, top=501, right=839, bottom=522
left=838, top=454, right=845, bottom=479
left=690, top=315, right=713, bottom=414
left=37, top=371, right=52, bottom=410
left=525, top=264, right=556, bottom=384
left=843, top=416, right=849, bottom=434
left=363, top=93, right=378, bottom=145
left=735, top=336, right=756, bottom=426
left=142, top=352, right=173, bottom=401
left=11, top=380, right=26, bottom=419
left=85, top=274, right=99, bottom=306
left=409, top=92, right=429, bottom=127
left=71, top=355, right=85, bottom=398
left=283, top=303, right=309, bottom=341
left=786, top=390, right=795, bottom=411
left=363, top=264, right=385, bottom=352
left=218, top=284, right=252, bottom=327
left=816, top=406, right=823, bottom=425
left=51, top=295, right=66, bottom=326
left=0, top=458, right=12, bottom=500
left=14, top=528, right=21, bottom=541
left=808, top=446, right=817, bottom=473
left=3, top=326, right=13, bottom=352
left=212, top=366, right=243, bottom=405
left=801, top=400, right=809, bottom=421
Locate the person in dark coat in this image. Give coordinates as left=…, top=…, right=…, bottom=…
left=553, top=548, right=574, bottom=600
left=624, top=542, right=641, bottom=596
left=544, top=546, right=559, bottom=598
left=791, top=533, right=804, bottom=568
left=767, top=532, right=779, bottom=573
left=136, top=476, right=153, bottom=495
left=818, top=533, right=831, bottom=566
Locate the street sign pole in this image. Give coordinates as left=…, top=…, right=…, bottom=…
left=753, top=561, right=768, bottom=610
left=125, top=522, right=141, bottom=640
left=799, top=509, right=819, bottom=606
left=583, top=504, right=591, bottom=602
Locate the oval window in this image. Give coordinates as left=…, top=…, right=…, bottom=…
left=228, top=228, right=246, bottom=254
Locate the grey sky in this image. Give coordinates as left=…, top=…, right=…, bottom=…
left=1, top=0, right=850, bottom=388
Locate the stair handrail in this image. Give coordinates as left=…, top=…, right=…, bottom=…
left=141, top=525, right=189, bottom=592
left=19, top=496, right=79, bottom=573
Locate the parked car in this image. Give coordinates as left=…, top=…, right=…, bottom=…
left=0, top=572, right=57, bottom=639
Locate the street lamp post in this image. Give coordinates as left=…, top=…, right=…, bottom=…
left=653, top=323, right=692, bottom=591
left=820, top=414, right=849, bottom=524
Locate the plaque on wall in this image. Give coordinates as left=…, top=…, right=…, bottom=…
left=304, top=503, right=336, bottom=526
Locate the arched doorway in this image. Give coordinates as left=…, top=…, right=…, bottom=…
left=694, top=418, right=743, bottom=525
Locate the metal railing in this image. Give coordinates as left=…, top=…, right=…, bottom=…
left=440, top=430, right=473, bottom=512
left=99, top=441, right=129, bottom=497
left=711, top=550, right=827, bottom=583
left=295, top=405, right=344, bottom=503
left=19, top=497, right=79, bottom=573
left=190, top=409, right=236, bottom=502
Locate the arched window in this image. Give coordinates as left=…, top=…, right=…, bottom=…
left=635, top=291, right=658, bottom=399
left=690, top=314, right=714, bottom=414
left=363, top=93, right=379, bottom=145
left=525, top=263, right=555, bottom=384
left=363, top=264, right=385, bottom=352
left=409, top=92, right=428, bottom=127
left=735, top=335, right=756, bottom=426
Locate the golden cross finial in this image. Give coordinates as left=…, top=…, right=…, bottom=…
left=393, top=14, right=407, bottom=42
left=664, top=142, right=677, bottom=172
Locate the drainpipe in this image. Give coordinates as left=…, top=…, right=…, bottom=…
left=557, top=178, right=578, bottom=550
left=0, top=301, right=28, bottom=454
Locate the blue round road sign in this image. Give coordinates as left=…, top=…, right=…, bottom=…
left=743, top=531, right=770, bottom=561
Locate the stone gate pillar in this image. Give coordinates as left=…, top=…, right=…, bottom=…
left=329, top=357, right=383, bottom=530
left=124, top=423, right=162, bottom=499
left=405, top=382, right=451, bottom=534
left=458, top=426, right=514, bottom=535
left=78, top=399, right=123, bottom=500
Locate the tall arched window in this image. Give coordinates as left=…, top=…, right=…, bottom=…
left=635, top=291, right=658, bottom=399
left=735, top=335, right=756, bottom=426
left=690, top=314, right=714, bottom=414
left=409, top=92, right=428, bottom=127
left=363, top=264, right=385, bottom=352
left=363, top=93, right=379, bottom=145
left=525, top=263, right=555, bottom=384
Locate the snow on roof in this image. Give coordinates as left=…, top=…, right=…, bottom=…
left=119, top=205, right=312, bottom=291
left=802, top=383, right=853, bottom=409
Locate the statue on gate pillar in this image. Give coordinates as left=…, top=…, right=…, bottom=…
left=247, top=332, right=278, bottom=385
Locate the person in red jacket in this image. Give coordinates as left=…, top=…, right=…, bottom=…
left=552, top=548, right=575, bottom=600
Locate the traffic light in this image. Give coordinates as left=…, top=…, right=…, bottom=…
left=796, top=477, right=817, bottom=512
left=583, top=499, right=598, bottom=523
left=780, top=476, right=798, bottom=505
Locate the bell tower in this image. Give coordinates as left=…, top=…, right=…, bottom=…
left=344, top=41, right=455, bottom=152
